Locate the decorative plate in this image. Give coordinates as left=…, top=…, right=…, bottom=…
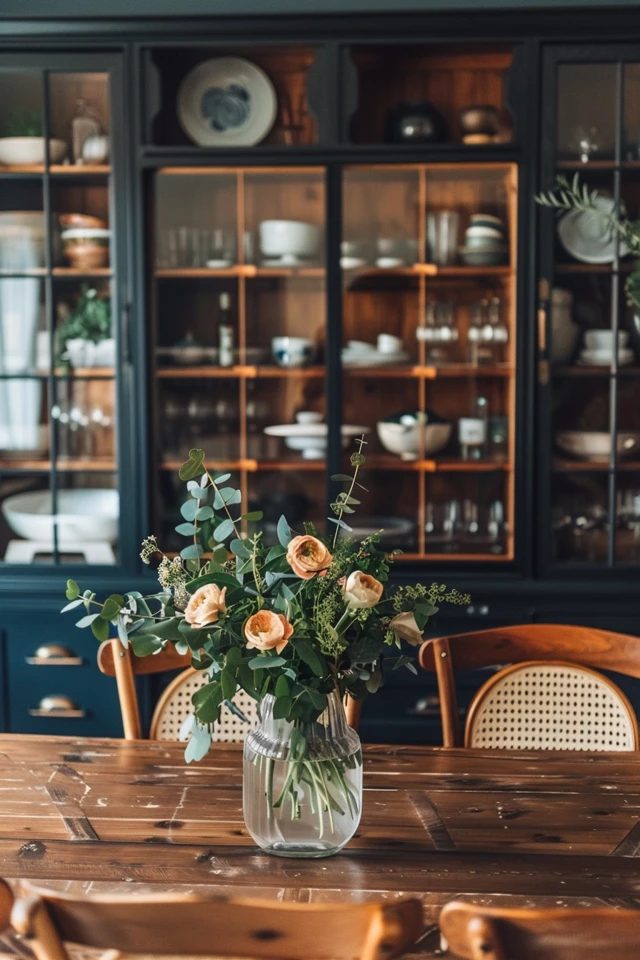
left=177, top=57, right=277, bottom=147
left=557, top=196, right=630, bottom=264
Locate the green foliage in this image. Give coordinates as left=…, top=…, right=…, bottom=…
left=60, top=441, right=470, bottom=763
left=5, top=109, right=42, bottom=137
left=57, top=287, right=111, bottom=361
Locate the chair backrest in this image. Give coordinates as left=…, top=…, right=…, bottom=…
left=151, top=667, right=259, bottom=742
left=11, top=884, right=423, bottom=960
left=419, top=624, right=640, bottom=748
left=440, top=900, right=640, bottom=960
left=465, top=660, right=638, bottom=751
left=98, top=639, right=256, bottom=743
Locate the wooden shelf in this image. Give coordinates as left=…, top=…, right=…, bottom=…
left=159, top=458, right=325, bottom=472
left=52, top=267, right=112, bottom=277
left=155, top=266, right=325, bottom=279
left=364, top=456, right=511, bottom=472
left=0, top=458, right=115, bottom=471
left=554, top=262, right=634, bottom=274
left=556, top=160, right=617, bottom=170
left=553, top=459, right=640, bottom=472
left=0, top=164, right=110, bottom=175
left=344, top=363, right=513, bottom=378
left=554, top=364, right=640, bottom=377
left=0, top=268, right=46, bottom=277
left=156, top=365, right=325, bottom=379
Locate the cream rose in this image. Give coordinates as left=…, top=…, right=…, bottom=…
left=244, top=610, right=293, bottom=654
left=390, top=611, right=423, bottom=647
left=184, top=584, right=227, bottom=628
left=344, top=570, right=383, bottom=609
left=286, top=535, right=332, bottom=580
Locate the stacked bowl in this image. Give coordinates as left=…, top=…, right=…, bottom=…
left=459, top=214, right=507, bottom=266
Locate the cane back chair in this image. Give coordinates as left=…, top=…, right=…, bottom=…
left=440, top=900, right=640, bottom=960
left=98, top=638, right=258, bottom=742
left=419, top=624, right=640, bottom=750
left=10, top=881, right=423, bottom=960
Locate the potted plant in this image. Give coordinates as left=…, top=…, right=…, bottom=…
left=62, top=442, right=469, bottom=858
left=57, top=286, right=114, bottom=367
left=0, top=109, right=67, bottom=166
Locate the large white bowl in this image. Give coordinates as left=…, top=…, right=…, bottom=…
left=2, top=489, right=119, bottom=543
left=0, top=137, right=66, bottom=166
left=555, top=431, right=640, bottom=462
left=259, top=220, right=321, bottom=259
left=377, top=420, right=452, bottom=460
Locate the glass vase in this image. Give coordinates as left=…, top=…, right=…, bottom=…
left=243, top=690, right=362, bottom=858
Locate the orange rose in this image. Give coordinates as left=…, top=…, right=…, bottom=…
left=344, top=570, right=383, bottom=608
left=184, top=584, right=227, bottom=628
left=286, top=534, right=332, bottom=580
left=245, top=610, right=293, bottom=654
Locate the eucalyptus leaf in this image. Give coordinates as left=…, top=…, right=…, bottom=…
left=221, top=668, right=237, bottom=701
left=178, top=713, right=195, bottom=742
left=248, top=655, right=287, bottom=670
left=116, top=614, right=130, bottom=648
left=273, top=696, right=292, bottom=720
left=129, top=634, right=164, bottom=657
left=196, top=506, right=214, bottom=521
left=91, top=617, right=109, bottom=642
left=213, top=472, right=231, bottom=484
left=65, top=579, right=80, bottom=600
left=184, top=722, right=211, bottom=763
left=76, top=613, right=100, bottom=628
left=213, top=518, right=235, bottom=542
left=242, top=511, right=263, bottom=522
left=277, top=514, right=292, bottom=547
left=180, top=544, right=203, bottom=561
left=192, top=681, right=223, bottom=724
left=294, top=640, right=326, bottom=677
left=100, top=596, right=122, bottom=621
left=61, top=598, right=84, bottom=613
left=180, top=499, right=198, bottom=521
left=230, top=538, right=251, bottom=559
left=275, top=675, right=290, bottom=698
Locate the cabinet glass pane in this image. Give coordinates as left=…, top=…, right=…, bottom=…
left=0, top=65, right=118, bottom=567
left=151, top=167, right=327, bottom=546
left=556, top=64, right=617, bottom=163
left=0, top=70, right=43, bottom=170
left=342, top=163, right=516, bottom=561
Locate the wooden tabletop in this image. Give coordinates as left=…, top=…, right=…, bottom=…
left=0, top=735, right=639, bottom=956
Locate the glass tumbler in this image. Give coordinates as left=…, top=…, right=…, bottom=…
left=427, top=211, right=460, bottom=266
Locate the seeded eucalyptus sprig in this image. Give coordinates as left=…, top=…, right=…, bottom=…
left=329, top=436, right=368, bottom=548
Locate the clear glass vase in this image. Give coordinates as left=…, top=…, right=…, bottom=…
left=243, top=690, right=362, bottom=858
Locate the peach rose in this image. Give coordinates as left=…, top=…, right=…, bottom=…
left=390, top=611, right=423, bottom=647
left=344, top=570, right=383, bottom=609
left=286, top=534, right=332, bottom=580
left=245, top=610, right=293, bottom=654
left=184, top=584, right=227, bottom=628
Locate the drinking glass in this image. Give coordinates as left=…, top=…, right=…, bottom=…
left=427, top=211, right=460, bottom=266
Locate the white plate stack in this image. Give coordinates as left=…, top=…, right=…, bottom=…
left=578, top=329, right=634, bottom=367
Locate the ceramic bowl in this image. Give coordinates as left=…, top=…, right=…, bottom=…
left=271, top=336, right=316, bottom=368
left=460, top=105, right=501, bottom=136
left=555, top=430, right=640, bottom=462
left=584, top=329, right=629, bottom=351
left=459, top=245, right=507, bottom=266
left=259, top=220, right=320, bottom=259
left=0, top=137, right=66, bottom=166
left=469, top=213, right=504, bottom=230
left=2, top=488, right=119, bottom=543
left=59, top=213, right=107, bottom=230
left=61, top=227, right=110, bottom=269
left=377, top=418, right=452, bottom=460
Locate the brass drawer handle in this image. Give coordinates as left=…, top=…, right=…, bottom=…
left=29, top=695, right=86, bottom=719
left=26, top=644, right=83, bottom=667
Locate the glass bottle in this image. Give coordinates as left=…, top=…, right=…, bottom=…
left=71, top=99, right=101, bottom=165
left=218, top=292, right=234, bottom=367
left=243, top=690, right=362, bottom=858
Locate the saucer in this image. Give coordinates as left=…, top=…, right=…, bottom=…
left=206, top=259, right=233, bottom=269
left=341, top=256, right=367, bottom=270
left=375, top=257, right=405, bottom=269
left=578, top=348, right=634, bottom=366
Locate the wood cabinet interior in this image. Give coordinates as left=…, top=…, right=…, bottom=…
left=148, top=47, right=318, bottom=147
left=348, top=44, right=515, bottom=145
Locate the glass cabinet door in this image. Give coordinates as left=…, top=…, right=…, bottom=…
left=342, top=162, right=517, bottom=562
left=540, top=46, right=640, bottom=572
left=151, top=166, right=327, bottom=552
left=0, top=55, right=124, bottom=567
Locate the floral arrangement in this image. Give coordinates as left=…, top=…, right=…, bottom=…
left=536, top=173, right=640, bottom=310
left=62, top=442, right=469, bottom=765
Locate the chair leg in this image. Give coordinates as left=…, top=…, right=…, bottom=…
left=11, top=896, right=71, bottom=960
left=111, top=638, right=142, bottom=740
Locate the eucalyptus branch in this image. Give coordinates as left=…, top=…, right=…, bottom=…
left=204, top=465, right=242, bottom=540
left=330, top=436, right=367, bottom=550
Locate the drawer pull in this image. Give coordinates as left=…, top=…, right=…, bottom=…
left=29, top=695, right=86, bottom=719
left=26, top=644, right=83, bottom=667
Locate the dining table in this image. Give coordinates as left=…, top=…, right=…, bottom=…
left=0, top=734, right=639, bottom=958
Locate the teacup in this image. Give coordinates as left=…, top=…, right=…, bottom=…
left=377, top=333, right=403, bottom=355
left=584, top=330, right=629, bottom=351
left=272, top=336, right=316, bottom=368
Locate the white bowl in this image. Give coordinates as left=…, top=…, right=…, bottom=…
left=377, top=420, right=452, bottom=460
left=2, top=489, right=119, bottom=543
left=584, top=329, right=629, bottom=351
left=259, top=220, right=320, bottom=259
left=555, top=431, right=640, bottom=462
left=271, top=336, right=316, bottom=368
left=0, top=137, right=66, bottom=166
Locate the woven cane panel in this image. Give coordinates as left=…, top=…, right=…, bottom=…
left=467, top=662, right=637, bottom=752
left=154, top=670, right=259, bottom=743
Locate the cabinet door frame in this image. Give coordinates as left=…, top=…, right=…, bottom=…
left=0, top=48, right=140, bottom=592
left=537, top=42, right=640, bottom=580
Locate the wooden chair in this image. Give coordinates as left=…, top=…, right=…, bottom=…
left=11, top=882, right=423, bottom=960
left=98, top=638, right=258, bottom=742
left=439, top=899, right=640, bottom=960
left=419, top=624, right=640, bottom=749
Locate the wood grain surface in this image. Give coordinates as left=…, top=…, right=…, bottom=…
left=0, top=736, right=639, bottom=958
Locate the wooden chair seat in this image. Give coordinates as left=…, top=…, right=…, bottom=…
left=440, top=899, right=640, bottom=960
left=419, top=624, right=640, bottom=749
left=9, top=881, right=423, bottom=960
left=97, top=640, right=256, bottom=743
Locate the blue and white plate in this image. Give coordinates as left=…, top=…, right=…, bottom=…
left=177, top=57, right=277, bottom=147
